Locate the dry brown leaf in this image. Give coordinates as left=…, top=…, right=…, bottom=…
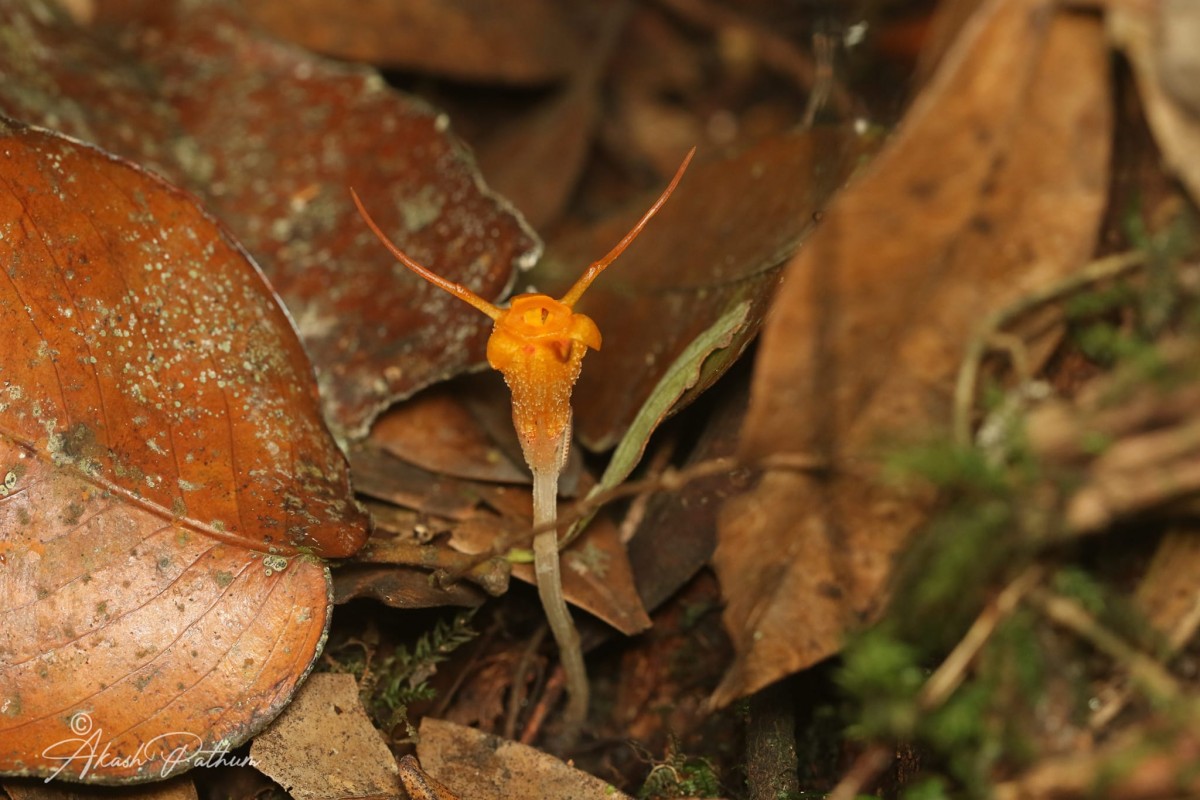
left=627, top=377, right=748, bottom=614
left=539, top=128, right=870, bottom=450
left=603, top=7, right=708, bottom=175
left=542, top=515, right=652, bottom=635
left=1027, top=340, right=1200, bottom=533
left=712, top=0, right=1111, bottom=706
left=452, top=515, right=652, bottom=636
left=0, top=119, right=366, bottom=782
left=416, top=717, right=633, bottom=800
left=398, top=755, right=463, bottom=800
left=440, top=654, right=523, bottom=731
left=475, top=6, right=628, bottom=230
left=477, top=68, right=600, bottom=232
left=332, top=565, right=490, bottom=609
left=1086, top=523, right=1200, bottom=729
left=353, top=506, right=513, bottom=599
left=349, top=444, right=501, bottom=521
left=1025, top=341, right=1200, bottom=728
left=370, top=387, right=528, bottom=485
left=0, top=1, right=180, bottom=178
left=243, top=0, right=585, bottom=84
left=1133, top=528, right=1200, bottom=648
left=107, top=1, right=539, bottom=439
left=995, top=723, right=1200, bottom=800
left=251, top=673, right=400, bottom=800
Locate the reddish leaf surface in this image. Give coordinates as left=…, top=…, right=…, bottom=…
left=0, top=0, right=540, bottom=439
left=0, top=120, right=366, bottom=781
left=106, top=1, right=540, bottom=439
left=712, top=0, right=1111, bottom=705
left=369, top=386, right=528, bottom=485
left=351, top=442, right=648, bottom=633
left=475, top=6, right=628, bottom=230
left=0, top=1, right=181, bottom=180
left=244, top=0, right=585, bottom=84
left=537, top=129, right=871, bottom=450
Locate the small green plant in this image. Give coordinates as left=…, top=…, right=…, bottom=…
left=902, top=776, right=951, bottom=800
left=639, top=743, right=722, bottom=800
left=839, top=434, right=1047, bottom=795
left=324, top=608, right=478, bottom=740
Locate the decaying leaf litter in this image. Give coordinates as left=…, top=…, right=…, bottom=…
left=2, top=0, right=1200, bottom=798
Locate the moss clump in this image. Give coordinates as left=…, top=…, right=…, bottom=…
left=639, top=747, right=722, bottom=800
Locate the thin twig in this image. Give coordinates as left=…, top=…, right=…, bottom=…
left=1029, top=587, right=1184, bottom=705
left=918, top=566, right=1044, bottom=710
left=618, top=436, right=677, bottom=544
left=954, top=249, right=1147, bottom=446
left=504, top=625, right=548, bottom=741
left=521, top=666, right=567, bottom=745
left=829, top=568, right=1043, bottom=798
left=440, top=452, right=828, bottom=585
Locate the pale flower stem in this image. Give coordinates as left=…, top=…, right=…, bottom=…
left=531, top=465, right=589, bottom=739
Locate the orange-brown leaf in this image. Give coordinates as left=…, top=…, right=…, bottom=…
left=0, top=120, right=365, bottom=782
left=0, top=1, right=539, bottom=440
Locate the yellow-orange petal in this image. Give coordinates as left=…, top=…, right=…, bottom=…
left=482, top=293, right=603, bottom=472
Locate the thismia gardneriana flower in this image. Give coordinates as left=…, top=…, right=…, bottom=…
left=351, top=147, right=694, bottom=735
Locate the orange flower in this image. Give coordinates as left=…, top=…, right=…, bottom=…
left=351, top=148, right=694, bottom=473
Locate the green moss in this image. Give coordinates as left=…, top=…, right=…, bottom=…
left=639, top=749, right=722, bottom=800
left=902, top=776, right=950, bottom=800
left=884, top=440, right=1008, bottom=495
left=1065, top=282, right=1138, bottom=321
left=831, top=206, right=1200, bottom=797
left=1051, top=566, right=1106, bottom=616
left=321, top=608, right=478, bottom=742
left=837, top=629, right=924, bottom=739
left=1053, top=566, right=1166, bottom=660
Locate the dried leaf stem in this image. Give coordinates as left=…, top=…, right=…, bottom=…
left=954, top=249, right=1147, bottom=445
left=440, top=451, right=830, bottom=585
left=1029, top=587, right=1184, bottom=705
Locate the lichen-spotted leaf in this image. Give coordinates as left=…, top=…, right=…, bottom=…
left=0, top=119, right=368, bottom=783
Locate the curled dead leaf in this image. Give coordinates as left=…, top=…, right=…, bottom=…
left=712, top=0, right=1111, bottom=706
